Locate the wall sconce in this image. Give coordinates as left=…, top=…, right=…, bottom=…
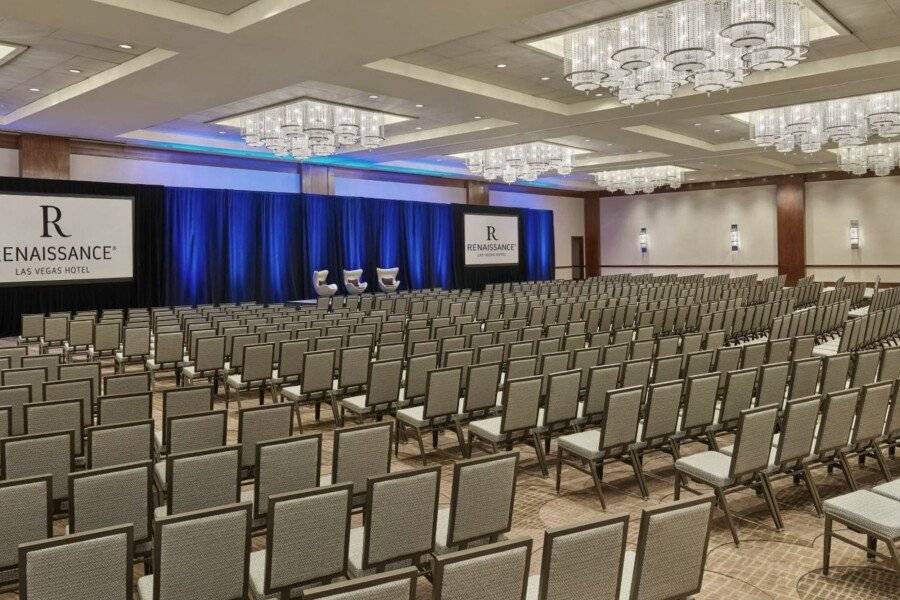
left=639, top=227, right=648, bottom=254
left=730, top=224, right=740, bottom=252
left=849, top=219, right=860, bottom=249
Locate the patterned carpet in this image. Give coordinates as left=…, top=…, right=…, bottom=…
left=0, top=341, right=897, bottom=599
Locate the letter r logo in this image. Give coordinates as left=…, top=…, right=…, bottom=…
left=41, top=205, right=70, bottom=238
left=486, top=225, right=498, bottom=241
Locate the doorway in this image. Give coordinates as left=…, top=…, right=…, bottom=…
left=571, top=236, right=585, bottom=280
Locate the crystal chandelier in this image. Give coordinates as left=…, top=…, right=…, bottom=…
left=461, top=143, right=574, bottom=183
left=592, top=166, right=687, bottom=194
left=748, top=90, right=900, bottom=154
left=562, top=0, right=809, bottom=105
left=236, top=99, right=386, bottom=160
left=838, top=142, right=900, bottom=177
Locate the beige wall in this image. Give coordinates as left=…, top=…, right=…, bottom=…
left=332, top=176, right=465, bottom=203
left=489, top=190, right=586, bottom=280
left=0, top=148, right=19, bottom=177
left=806, top=176, right=900, bottom=283
left=599, top=186, right=779, bottom=278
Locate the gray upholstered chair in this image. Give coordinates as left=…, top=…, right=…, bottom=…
left=248, top=484, right=353, bottom=599
left=314, top=270, right=338, bottom=298
left=303, top=567, right=418, bottom=600
left=18, top=314, right=43, bottom=344
left=226, top=342, right=277, bottom=409
left=340, top=358, right=404, bottom=424
left=347, top=467, right=440, bottom=576
left=0, top=475, right=52, bottom=586
left=23, top=398, right=84, bottom=459
left=0, top=383, right=31, bottom=436
left=0, top=345, right=28, bottom=369
left=1, top=430, right=74, bottom=503
left=115, top=326, right=151, bottom=373
left=430, top=537, right=532, bottom=600
left=334, top=345, right=372, bottom=400
left=399, top=353, right=437, bottom=405
left=97, top=392, right=153, bottom=426
left=180, top=335, right=227, bottom=390
left=2, top=367, right=48, bottom=403
left=806, top=388, right=860, bottom=497
left=343, top=269, right=368, bottom=295
left=673, top=372, right=720, bottom=454
left=38, top=315, right=68, bottom=355
left=88, top=321, right=121, bottom=362
left=145, top=331, right=185, bottom=388
left=322, top=422, right=392, bottom=507
left=395, top=366, right=465, bottom=464
left=841, top=380, right=894, bottom=485
left=282, top=349, right=339, bottom=430
left=376, top=268, right=400, bottom=293
left=63, top=318, right=95, bottom=363
left=156, top=445, right=241, bottom=518
left=0, top=406, right=9, bottom=440
left=155, top=385, right=215, bottom=454
left=674, top=405, right=780, bottom=546
left=68, top=462, right=153, bottom=559
left=18, top=525, right=134, bottom=600
left=246, top=433, right=322, bottom=527
left=577, top=364, right=621, bottom=428
left=58, top=362, right=101, bottom=407
left=788, top=357, right=822, bottom=399
left=708, top=367, right=756, bottom=449
left=633, top=379, right=684, bottom=483
left=86, top=419, right=154, bottom=469
left=42, top=377, right=93, bottom=426
left=619, top=496, right=714, bottom=600
left=163, top=410, right=228, bottom=458
left=456, top=362, right=503, bottom=424
left=21, top=355, right=61, bottom=383
left=526, top=513, right=628, bottom=600
left=850, top=348, right=881, bottom=388
left=103, top=371, right=151, bottom=396
left=237, top=403, right=294, bottom=475
left=434, top=452, right=518, bottom=554
left=138, top=503, right=251, bottom=600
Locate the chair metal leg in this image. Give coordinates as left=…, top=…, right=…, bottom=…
left=674, top=470, right=682, bottom=501
left=866, top=535, right=877, bottom=561
left=293, top=401, right=304, bottom=433
left=432, top=428, right=439, bottom=449
left=330, top=392, right=342, bottom=427
left=394, top=421, right=402, bottom=457
left=453, top=421, right=467, bottom=459
left=836, top=451, right=859, bottom=491
left=630, top=448, right=650, bottom=500
left=889, top=541, right=900, bottom=575
left=532, top=432, right=549, bottom=478
left=466, top=430, right=475, bottom=459
left=759, top=473, right=784, bottom=531
left=555, top=448, right=564, bottom=494
left=801, top=464, right=824, bottom=517
left=823, top=516, right=832, bottom=575
left=715, top=487, right=740, bottom=546
left=588, top=460, right=607, bottom=510
left=414, top=428, right=427, bottom=466
left=869, top=441, right=891, bottom=481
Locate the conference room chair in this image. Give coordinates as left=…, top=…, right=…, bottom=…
left=21, top=355, right=60, bottom=384
left=96, top=392, right=153, bottom=426
left=347, top=466, right=440, bottom=577
left=154, top=385, right=215, bottom=455
left=18, top=313, right=43, bottom=344
left=340, top=358, right=404, bottom=425
left=248, top=484, right=353, bottom=599
left=283, top=349, right=339, bottom=429
left=788, top=357, right=822, bottom=399
left=103, top=371, right=151, bottom=396
left=115, top=325, right=151, bottom=373
left=85, top=419, right=154, bottom=469
left=87, top=321, right=121, bottom=363
left=138, top=503, right=251, bottom=600
left=632, top=379, right=684, bottom=478
left=18, top=525, right=134, bottom=600
left=673, top=372, right=720, bottom=454
left=536, top=369, right=581, bottom=453
left=756, top=362, right=790, bottom=408
left=334, top=345, right=372, bottom=401
left=528, top=514, right=628, bottom=600
left=24, top=399, right=85, bottom=459
left=63, top=317, right=94, bottom=363
left=577, top=363, right=621, bottom=429
left=0, top=346, right=28, bottom=370
left=343, top=268, right=368, bottom=295
left=434, top=452, right=518, bottom=554
left=321, top=422, right=392, bottom=508
left=273, top=338, right=309, bottom=391
left=707, top=367, right=756, bottom=450
left=314, top=269, right=338, bottom=299
left=741, top=341, right=767, bottom=370
left=180, top=335, right=227, bottom=392
left=674, top=405, right=781, bottom=546
left=302, top=567, right=418, bottom=600
left=156, top=445, right=241, bottom=518
left=58, top=359, right=100, bottom=397
left=395, top=366, right=465, bottom=464
left=841, top=381, right=894, bottom=484
left=850, top=348, right=881, bottom=388
left=43, top=377, right=93, bottom=427
left=0, top=383, right=30, bottom=437
left=430, top=537, right=531, bottom=600
left=617, top=496, right=714, bottom=600
left=0, top=406, right=9, bottom=440
left=0, top=475, right=52, bottom=587
left=556, top=385, right=645, bottom=508
left=377, top=267, right=401, bottom=293
left=164, top=409, right=228, bottom=457
left=145, top=330, right=185, bottom=387
left=38, top=315, right=68, bottom=356
left=68, top=462, right=153, bottom=561
left=1, top=430, right=74, bottom=505
left=878, top=346, right=900, bottom=381
left=226, top=342, right=278, bottom=409
left=820, top=352, right=852, bottom=395
left=236, top=403, right=293, bottom=477
left=246, top=433, right=322, bottom=528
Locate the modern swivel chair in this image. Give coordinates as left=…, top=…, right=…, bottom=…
left=313, top=270, right=338, bottom=297
left=376, top=267, right=400, bottom=293
left=343, top=269, right=367, bottom=295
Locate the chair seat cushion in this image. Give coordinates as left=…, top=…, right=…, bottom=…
left=618, top=550, right=637, bottom=600
left=823, top=490, right=900, bottom=539
left=153, top=430, right=164, bottom=452
left=872, top=479, right=900, bottom=503
left=153, top=461, right=166, bottom=490
left=558, top=430, right=602, bottom=460
left=341, top=394, right=372, bottom=414
left=346, top=526, right=415, bottom=578
left=468, top=417, right=503, bottom=443
left=718, top=444, right=802, bottom=473
left=281, top=385, right=301, bottom=401
left=433, top=507, right=505, bottom=555
left=137, top=575, right=153, bottom=600
left=227, top=374, right=249, bottom=390
left=396, top=406, right=428, bottom=428
left=674, top=451, right=733, bottom=487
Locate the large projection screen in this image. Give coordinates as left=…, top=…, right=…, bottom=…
left=0, top=193, right=134, bottom=286
left=463, top=212, right=521, bottom=267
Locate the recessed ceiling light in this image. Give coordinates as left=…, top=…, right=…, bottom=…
left=594, top=92, right=603, bottom=97
left=415, top=126, right=422, bottom=130
left=694, top=123, right=701, bottom=126
left=474, top=115, right=482, bottom=119
left=28, top=87, right=40, bottom=92
left=68, top=68, right=81, bottom=74
left=637, top=150, right=643, bottom=153
left=540, top=76, right=550, bottom=81
left=368, top=95, right=379, bottom=99
left=218, top=131, right=226, bottom=134
left=118, top=43, right=133, bottom=49
left=496, top=63, right=507, bottom=68
left=415, top=103, right=424, bottom=108
left=714, top=129, right=721, bottom=133
left=584, top=138, right=591, bottom=142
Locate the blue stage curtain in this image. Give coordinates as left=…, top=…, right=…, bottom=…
left=522, top=208, right=555, bottom=281
left=164, top=187, right=227, bottom=305
left=225, top=190, right=257, bottom=303
left=259, top=192, right=306, bottom=302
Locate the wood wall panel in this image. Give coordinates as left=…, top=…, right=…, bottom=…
left=300, top=163, right=333, bottom=195
left=583, top=194, right=600, bottom=276
left=466, top=180, right=489, bottom=205
left=776, top=175, right=806, bottom=285
left=19, top=134, right=70, bottom=180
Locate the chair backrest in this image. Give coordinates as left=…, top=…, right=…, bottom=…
left=241, top=343, right=274, bottom=382
left=86, top=419, right=154, bottom=469
left=620, top=358, right=652, bottom=391
left=338, top=345, right=372, bottom=389
left=740, top=342, right=766, bottom=370
left=820, top=353, right=851, bottom=395
left=729, top=406, right=779, bottom=479
left=18, top=525, right=134, bottom=600
left=362, top=467, right=440, bottom=570
left=1, top=430, right=74, bottom=500
left=238, top=403, right=293, bottom=469
left=254, top=434, right=322, bottom=521
left=303, top=567, right=418, bottom=600
left=446, top=452, right=519, bottom=548
left=92, top=322, right=121, bottom=353
left=536, top=514, right=628, bottom=600
left=0, top=383, right=31, bottom=436
left=166, top=446, right=241, bottom=515
left=194, top=335, right=226, bottom=372
left=262, top=484, right=353, bottom=596
left=97, top=392, right=152, bottom=425
left=122, top=325, right=151, bottom=357
left=423, top=366, right=464, bottom=420
left=332, top=422, right=392, bottom=497
left=461, top=362, right=502, bottom=414
left=623, top=497, right=714, bottom=600
left=155, top=331, right=185, bottom=364
left=599, top=386, right=643, bottom=452
left=151, top=503, right=251, bottom=600
left=24, top=399, right=84, bottom=455
left=162, top=385, right=214, bottom=441
left=642, top=380, right=684, bottom=444
left=756, top=362, right=789, bottom=408
left=850, top=349, right=881, bottom=387
left=815, top=388, right=860, bottom=455
left=430, top=538, right=532, bottom=600
left=103, top=371, right=151, bottom=396
left=851, top=381, right=894, bottom=445
left=1, top=367, right=47, bottom=403
left=300, top=350, right=336, bottom=395
left=543, top=370, right=581, bottom=427
left=23, top=356, right=62, bottom=382
left=681, top=373, right=720, bottom=432
left=405, top=353, right=438, bottom=401
left=43, top=378, right=93, bottom=427
left=68, top=461, right=152, bottom=543
left=788, top=357, right=821, bottom=399
left=0, top=346, right=28, bottom=369
left=652, top=355, right=682, bottom=384
left=57, top=362, right=101, bottom=405
left=878, top=346, right=900, bottom=381
left=582, top=364, right=621, bottom=419
left=719, top=368, right=757, bottom=428
left=774, top=396, right=821, bottom=466
left=499, top=375, right=543, bottom=435
left=167, top=410, right=228, bottom=455
left=0, top=475, right=52, bottom=576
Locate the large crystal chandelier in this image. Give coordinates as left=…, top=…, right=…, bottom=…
left=236, top=99, right=386, bottom=160
left=838, top=142, right=900, bottom=177
left=461, top=143, right=574, bottom=183
left=592, top=166, right=687, bottom=194
left=563, top=0, right=809, bottom=105
left=748, top=90, right=900, bottom=154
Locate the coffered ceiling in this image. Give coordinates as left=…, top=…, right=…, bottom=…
left=0, top=0, right=899, bottom=190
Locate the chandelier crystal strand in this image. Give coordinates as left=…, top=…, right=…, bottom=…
left=461, top=143, right=573, bottom=183
left=237, top=99, right=387, bottom=160
left=561, top=0, right=806, bottom=104
left=838, top=142, right=900, bottom=177
left=592, top=166, right=686, bottom=194
left=748, top=91, right=900, bottom=154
